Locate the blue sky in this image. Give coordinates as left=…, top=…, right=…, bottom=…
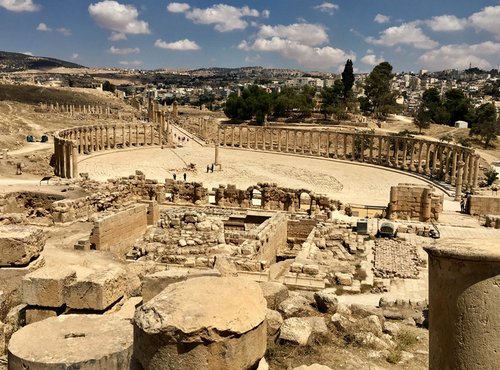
left=1, top=0, right=500, bottom=72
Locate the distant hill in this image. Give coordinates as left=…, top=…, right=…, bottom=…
left=0, top=51, right=84, bottom=72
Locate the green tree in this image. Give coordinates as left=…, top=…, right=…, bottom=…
left=321, top=80, right=345, bottom=121
left=223, top=85, right=272, bottom=125
left=364, top=62, right=399, bottom=118
left=341, top=59, right=355, bottom=98
left=414, top=104, right=431, bottom=133
left=102, top=80, right=116, bottom=93
left=470, top=103, right=498, bottom=148
left=443, top=89, right=474, bottom=125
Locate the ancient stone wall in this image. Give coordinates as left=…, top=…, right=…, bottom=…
left=386, top=183, right=443, bottom=222
left=240, top=212, right=288, bottom=264
left=88, top=204, right=148, bottom=256
left=467, top=195, right=500, bottom=216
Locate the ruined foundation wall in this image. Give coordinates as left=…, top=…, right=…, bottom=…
left=89, top=204, right=148, bottom=256
left=387, top=183, right=443, bottom=222
left=251, top=212, right=288, bottom=263
left=468, top=195, right=500, bottom=216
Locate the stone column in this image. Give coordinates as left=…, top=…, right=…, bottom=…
left=416, top=141, right=424, bottom=173
left=462, top=152, right=470, bottom=187
left=65, top=142, right=71, bottom=178
left=309, top=131, right=313, bottom=155
left=301, top=132, right=305, bottom=154
left=72, top=142, right=78, bottom=178
left=444, top=147, right=452, bottom=183
left=285, top=130, right=289, bottom=152
left=368, top=136, right=374, bottom=163
left=333, top=133, right=338, bottom=158
left=58, top=140, right=65, bottom=177
left=392, top=137, right=397, bottom=167
left=150, top=124, right=154, bottom=145
left=223, top=128, right=227, bottom=147
left=343, top=133, right=347, bottom=160
left=278, top=130, right=282, bottom=151
left=359, top=134, right=364, bottom=162
left=326, top=133, right=330, bottom=157
left=472, top=155, right=479, bottom=189
left=454, top=161, right=464, bottom=201
left=424, top=143, right=431, bottom=175
left=377, top=136, right=383, bottom=165
left=401, top=139, right=408, bottom=170
left=386, top=137, right=391, bottom=166
left=143, top=124, right=147, bottom=146
left=467, top=152, right=474, bottom=186
left=409, top=140, right=416, bottom=171
left=451, top=149, right=458, bottom=185
left=432, top=145, right=440, bottom=176
left=231, top=126, right=235, bottom=147
left=128, top=125, right=132, bottom=147
left=293, top=131, right=297, bottom=153
left=424, top=239, right=500, bottom=370
left=317, top=132, right=321, bottom=156
left=239, top=127, right=242, bottom=147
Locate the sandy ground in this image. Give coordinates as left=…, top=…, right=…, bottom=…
left=79, top=135, right=442, bottom=207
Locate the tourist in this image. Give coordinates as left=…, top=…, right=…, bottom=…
left=460, top=197, right=466, bottom=213
left=173, top=173, right=176, bottom=180
left=206, top=165, right=210, bottom=173
left=183, top=173, right=187, bottom=181
left=210, top=163, right=214, bottom=173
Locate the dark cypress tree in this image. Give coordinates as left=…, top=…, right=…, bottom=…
left=341, top=59, right=355, bottom=97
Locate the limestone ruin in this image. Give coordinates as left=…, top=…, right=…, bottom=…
left=0, top=97, right=498, bottom=370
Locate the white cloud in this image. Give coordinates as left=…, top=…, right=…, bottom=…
left=169, top=3, right=261, bottom=32
left=36, top=22, right=51, bottom=32
left=360, top=54, right=384, bottom=66
left=258, top=23, right=329, bottom=46
left=88, top=1, right=150, bottom=35
left=262, top=9, right=270, bottom=18
left=109, top=32, right=127, bottom=41
left=71, top=53, right=79, bottom=59
left=119, top=60, right=142, bottom=66
left=57, top=27, right=71, bottom=36
left=109, top=46, right=140, bottom=55
left=374, top=14, right=390, bottom=24
left=313, top=2, right=339, bottom=15
left=419, top=41, right=500, bottom=70
left=167, top=2, right=190, bottom=13
left=367, top=22, right=438, bottom=49
left=245, top=54, right=261, bottom=64
left=154, top=38, right=200, bottom=51
left=469, top=6, right=500, bottom=39
left=22, top=51, right=33, bottom=56
left=0, top=0, right=39, bottom=12
left=426, top=15, right=467, bottom=31
left=239, top=38, right=354, bottom=70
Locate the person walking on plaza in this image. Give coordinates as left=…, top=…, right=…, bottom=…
left=183, top=173, right=187, bottom=181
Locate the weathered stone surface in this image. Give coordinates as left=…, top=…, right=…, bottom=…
left=278, top=295, right=315, bottom=318
left=279, top=317, right=313, bottom=346
left=266, top=309, right=283, bottom=336
left=260, top=281, right=289, bottom=310
left=314, top=288, right=338, bottom=313
left=293, top=365, right=333, bottom=370
left=257, top=357, right=270, bottom=370
left=25, top=307, right=58, bottom=325
left=0, top=226, right=45, bottom=266
left=383, top=321, right=401, bottom=337
left=8, top=315, right=133, bottom=370
left=65, top=267, right=127, bottom=310
left=307, top=317, right=329, bottom=337
left=142, top=269, right=221, bottom=302
left=358, top=315, right=383, bottom=337
left=134, top=277, right=267, bottom=370
left=22, top=266, right=76, bottom=307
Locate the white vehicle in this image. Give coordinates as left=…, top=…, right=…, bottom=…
left=491, top=161, right=500, bottom=173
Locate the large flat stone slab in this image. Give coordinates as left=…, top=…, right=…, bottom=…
left=22, top=266, right=76, bottom=307
left=65, top=267, right=127, bottom=311
left=8, top=314, right=133, bottom=369
left=0, top=226, right=45, bottom=266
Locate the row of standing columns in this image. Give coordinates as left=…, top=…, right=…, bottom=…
left=218, top=126, right=479, bottom=189
left=40, top=102, right=113, bottom=116
left=53, top=120, right=173, bottom=178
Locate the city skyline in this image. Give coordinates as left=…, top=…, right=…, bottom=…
left=0, top=0, right=499, bottom=72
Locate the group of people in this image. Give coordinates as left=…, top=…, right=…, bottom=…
left=460, top=192, right=472, bottom=213
left=172, top=173, right=187, bottom=181
left=173, top=133, right=189, bottom=143
left=206, top=164, right=215, bottom=173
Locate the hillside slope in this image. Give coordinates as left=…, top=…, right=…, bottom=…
left=0, top=51, right=84, bottom=72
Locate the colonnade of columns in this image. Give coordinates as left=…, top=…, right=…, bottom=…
left=218, top=126, right=479, bottom=188
left=53, top=120, right=172, bottom=178
left=41, top=102, right=113, bottom=116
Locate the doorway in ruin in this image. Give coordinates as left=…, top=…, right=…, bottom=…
left=299, top=192, right=311, bottom=210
